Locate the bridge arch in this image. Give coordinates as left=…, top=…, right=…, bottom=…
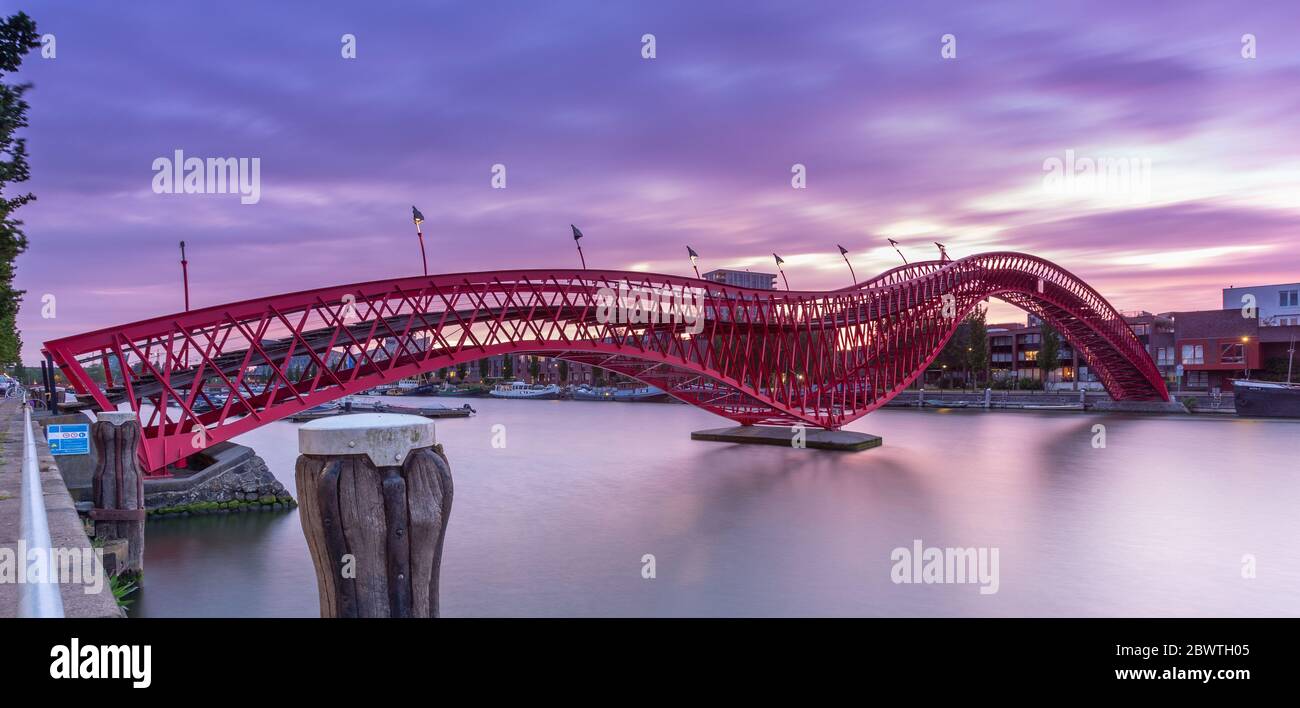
left=44, top=252, right=1166, bottom=472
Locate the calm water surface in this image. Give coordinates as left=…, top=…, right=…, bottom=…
left=132, top=396, right=1300, bottom=617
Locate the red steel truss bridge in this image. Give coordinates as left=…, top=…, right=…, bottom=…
left=44, top=251, right=1167, bottom=474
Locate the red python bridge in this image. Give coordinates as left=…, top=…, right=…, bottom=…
left=43, top=252, right=1167, bottom=474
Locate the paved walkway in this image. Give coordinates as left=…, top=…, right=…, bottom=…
left=0, top=397, right=121, bottom=617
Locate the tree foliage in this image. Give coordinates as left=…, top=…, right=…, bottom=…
left=1038, top=323, right=1061, bottom=381
left=0, top=12, right=39, bottom=367
left=965, top=306, right=989, bottom=383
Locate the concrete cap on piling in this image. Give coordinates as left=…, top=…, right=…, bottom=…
left=298, top=413, right=435, bottom=467
left=97, top=411, right=138, bottom=426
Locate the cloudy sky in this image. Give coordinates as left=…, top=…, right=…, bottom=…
left=12, top=1, right=1300, bottom=361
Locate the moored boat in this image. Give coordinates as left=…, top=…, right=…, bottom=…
left=1230, top=379, right=1300, bottom=418
left=489, top=380, right=561, bottom=400
left=571, top=384, right=616, bottom=401
left=613, top=383, right=668, bottom=402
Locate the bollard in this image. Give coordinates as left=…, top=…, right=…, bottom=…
left=984, top=387, right=991, bottom=409
left=90, top=411, right=146, bottom=579
left=296, top=413, right=453, bottom=618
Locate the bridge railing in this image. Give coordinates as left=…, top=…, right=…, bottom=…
left=17, top=390, right=65, bottom=618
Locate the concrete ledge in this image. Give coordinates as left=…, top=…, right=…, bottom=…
left=1088, top=399, right=1190, bottom=414
left=0, top=400, right=123, bottom=618
left=691, top=425, right=882, bottom=451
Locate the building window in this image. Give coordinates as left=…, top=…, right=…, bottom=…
left=1181, top=344, right=1204, bottom=365
left=1130, top=323, right=1150, bottom=336
left=1280, top=290, right=1298, bottom=307
left=1220, top=342, right=1245, bottom=364
left=1186, top=371, right=1209, bottom=388
left=1156, top=347, right=1173, bottom=366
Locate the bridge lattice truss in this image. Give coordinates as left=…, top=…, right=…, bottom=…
left=44, top=252, right=1167, bottom=473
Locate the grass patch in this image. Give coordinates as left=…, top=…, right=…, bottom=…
left=109, top=574, right=139, bottom=610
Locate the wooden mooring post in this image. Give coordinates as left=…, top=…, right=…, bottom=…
left=90, top=411, right=146, bottom=579
left=296, top=413, right=453, bottom=618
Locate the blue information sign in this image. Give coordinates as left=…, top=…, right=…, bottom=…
left=47, top=423, right=91, bottom=456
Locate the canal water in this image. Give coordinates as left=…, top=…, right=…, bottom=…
left=132, top=397, right=1300, bottom=617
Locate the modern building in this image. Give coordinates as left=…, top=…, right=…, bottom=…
left=977, top=311, right=1172, bottom=390
left=1122, top=311, right=1176, bottom=381
left=1222, top=282, right=1300, bottom=327
left=1166, top=309, right=1259, bottom=391
left=701, top=268, right=777, bottom=290
left=986, top=318, right=1084, bottom=387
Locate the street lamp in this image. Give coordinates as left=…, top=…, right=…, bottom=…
left=412, top=206, right=428, bottom=276
left=838, top=244, right=857, bottom=284
left=179, top=241, right=190, bottom=312
left=773, top=253, right=790, bottom=291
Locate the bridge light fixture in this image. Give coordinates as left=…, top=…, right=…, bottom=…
left=838, top=244, right=857, bottom=285
left=411, top=206, right=428, bottom=276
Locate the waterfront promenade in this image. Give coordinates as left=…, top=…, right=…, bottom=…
left=0, top=398, right=120, bottom=617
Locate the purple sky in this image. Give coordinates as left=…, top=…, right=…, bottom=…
left=13, top=1, right=1300, bottom=362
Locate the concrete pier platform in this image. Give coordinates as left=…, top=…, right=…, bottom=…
left=691, top=425, right=882, bottom=451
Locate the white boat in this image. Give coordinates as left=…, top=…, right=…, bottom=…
left=613, top=383, right=668, bottom=402
left=489, top=380, right=561, bottom=400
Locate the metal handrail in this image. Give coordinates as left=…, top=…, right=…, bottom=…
left=17, top=390, right=65, bottom=618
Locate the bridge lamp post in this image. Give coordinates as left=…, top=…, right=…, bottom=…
left=838, top=245, right=856, bottom=284
left=412, top=206, right=428, bottom=276
left=687, top=246, right=701, bottom=279
left=572, top=225, right=588, bottom=269
left=887, top=238, right=908, bottom=265
left=773, top=253, right=790, bottom=291
left=179, top=241, right=190, bottom=312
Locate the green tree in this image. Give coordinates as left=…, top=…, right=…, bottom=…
left=478, top=357, right=490, bottom=380
left=965, top=307, right=989, bottom=387
left=0, top=13, right=40, bottom=368
left=558, top=359, right=569, bottom=384
left=528, top=355, right=541, bottom=382
left=933, top=319, right=971, bottom=387
left=455, top=362, right=467, bottom=380
left=1038, top=323, right=1061, bottom=385
left=502, top=355, right=513, bottom=380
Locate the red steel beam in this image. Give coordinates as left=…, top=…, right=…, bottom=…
left=43, top=253, right=1168, bottom=474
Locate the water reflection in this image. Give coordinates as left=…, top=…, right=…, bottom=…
left=134, top=398, right=1300, bottom=617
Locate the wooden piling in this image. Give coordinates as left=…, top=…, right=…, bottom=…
left=90, top=411, right=146, bottom=579
left=296, top=414, right=453, bottom=618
